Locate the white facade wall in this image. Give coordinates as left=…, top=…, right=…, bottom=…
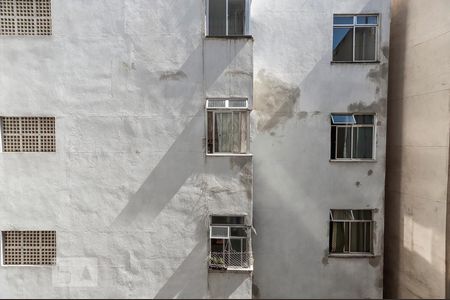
left=0, top=0, right=390, bottom=298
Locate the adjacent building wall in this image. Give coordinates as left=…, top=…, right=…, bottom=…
left=251, top=0, right=390, bottom=298
left=384, top=0, right=450, bottom=298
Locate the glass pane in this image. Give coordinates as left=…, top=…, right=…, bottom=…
left=350, top=223, right=370, bottom=252
left=331, top=114, right=356, bottom=125
left=232, top=112, right=241, bottom=153
left=355, top=27, right=376, bottom=61
left=337, top=127, right=352, bottom=158
left=212, top=216, right=245, bottom=225
left=330, top=126, right=336, bottom=159
left=215, top=112, right=232, bottom=152
left=240, top=111, right=248, bottom=153
left=207, top=112, right=214, bottom=153
left=332, top=210, right=353, bottom=220
left=352, top=127, right=373, bottom=159
left=209, top=0, right=226, bottom=36
left=356, top=15, right=378, bottom=25
left=354, top=114, right=374, bottom=124
left=333, top=27, right=354, bottom=61
left=230, top=239, right=243, bottom=252
left=352, top=210, right=372, bottom=220
left=230, top=227, right=247, bottom=237
left=330, top=222, right=349, bottom=253
left=211, top=239, right=225, bottom=252
left=228, top=0, right=245, bottom=35
left=333, top=16, right=354, bottom=25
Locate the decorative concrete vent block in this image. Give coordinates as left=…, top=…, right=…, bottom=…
left=0, top=0, right=51, bottom=35
left=1, top=117, right=56, bottom=152
left=3, top=231, right=56, bottom=265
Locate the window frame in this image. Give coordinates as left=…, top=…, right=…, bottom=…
left=332, top=14, right=380, bottom=63
left=329, top=209, right=374, bottom=256
left=206, top=0, right=250, bottom=37
left=330, top=113, right=376, bottom=161
left=206, top=98, right=251, bottom=157
left=209, top=215, right=252, bottom=271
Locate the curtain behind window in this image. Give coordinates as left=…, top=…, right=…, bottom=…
left=228, top=0, right=245, bottom=35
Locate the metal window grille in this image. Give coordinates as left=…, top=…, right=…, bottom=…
left=0, top=0, right=52, bottom=35
left=3, top=231, right=56, bottom=265
left=1, top=117, right=56, bottom=152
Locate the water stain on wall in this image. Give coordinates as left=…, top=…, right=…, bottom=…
left=347, top=98, right=387, bottom=116
left=367, top=63, right=389, bottom=81
left=159, top=70, right=187, bottom=81
left=230, top=157, right=253, bottom=200
left=253, top=70, right=301, bottom=132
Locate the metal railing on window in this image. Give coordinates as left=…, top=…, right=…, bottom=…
left=208, top=251, right=252, bottom=270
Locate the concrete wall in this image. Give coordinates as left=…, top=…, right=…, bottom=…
left=0, top=0, right=390, bottom=298
left=251, top=0, right=390, bottom=298
left=0, top=0, right=252, bottom=298
left=384, top=0, right=450, bottom=298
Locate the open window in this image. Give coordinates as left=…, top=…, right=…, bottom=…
left=206, top=99, right=250, bottom=155
left=329, top=209, right=373, bottom=255
left=333, top=15, right=379, bottom=62
left=330, top=114, right=375, bottom=160
left=207, top=0, right=249, bottom=36
left=209, top=215, right=252, bottom=271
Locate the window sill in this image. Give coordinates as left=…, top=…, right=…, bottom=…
left=207, top=153, right=253, bottom=157
left=205, top=35, right=254, bottom=40
left=208, top=267, right=253, bottom=273
left=329, top=159, right=377, bottom=163
left=330, top=61, right=380, bottom=64
left=328, top=253, right=376, bottom=258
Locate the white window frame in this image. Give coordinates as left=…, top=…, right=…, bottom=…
left=330, top=113, right=376, bottom=161
left=206, top=98, right=251, bottom=156
left=209, top=216, right=252, bottom=270
left=332, top=14, right=379, bottom=62
left=329, top=209, right=374, bottom=255
left=206, top=0, right=250, bottom=36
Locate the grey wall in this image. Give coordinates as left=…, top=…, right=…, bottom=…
left=384, top=0, right=450, bottom=298
left=251, top=0, right=390, bottom=298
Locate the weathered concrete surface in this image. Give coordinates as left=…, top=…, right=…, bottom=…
left=0, top=0, right=252, bottom=298
left=384, top=0, right=450, bottom=298
left=251, top=0, right=390, bottom=298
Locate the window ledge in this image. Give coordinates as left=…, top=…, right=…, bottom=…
left=208, top=267, right=253, bottom=273
left=328, top=253, right=376, bottom=258
left=205, top=35, right=254, bottom=40
left=329, top=159, right=377, bottom=163
left=331, top=61, right=380, bottom=64
left=207, top=153, right=253, bottom=157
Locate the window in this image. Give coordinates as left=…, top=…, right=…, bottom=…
left=329, top=210, right=373, bottom=254
left=206, top=99, right=249, bottom=155
left=2, top=231, right=56, bottom=265
left=330, top=114, right=375, bottom=160
left=333, top=15, right=378, bottom=62
left=0, top=0, right=52, bottom=36
left=207, top=0, right=249, bottom=36
left=1, top=117, right=56, bottom=152
left=209, top=216, right=252, bottom=270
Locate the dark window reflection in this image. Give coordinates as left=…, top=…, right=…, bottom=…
left=333, top=27, right=353, bottom=61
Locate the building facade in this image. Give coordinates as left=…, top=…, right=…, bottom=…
left=384, top=0, right=450, bottom=298
left=0, top=0, right=390, bottom=298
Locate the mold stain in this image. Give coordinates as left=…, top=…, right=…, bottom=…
left=381, top=46, right=389, bottom=59
left=253, top=70, right=301, bottom=132
left=368, top=169, right=373, bottom=176
left=226, top=69, right=253, bottom=77
left=252, top=283, right=261, bottom=299
left=322, top=249, right=329, bottom=265
left=159, top=70, right=187, bottom=81
left=355, top=181, right=361, bottom=187
left=347, top=98, right=387, bottom=116
left=297, top=111, right=308, bottom=120
left=369, top=256, right=381, bottom=268
left=367, top=63, right=389, bottom=81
